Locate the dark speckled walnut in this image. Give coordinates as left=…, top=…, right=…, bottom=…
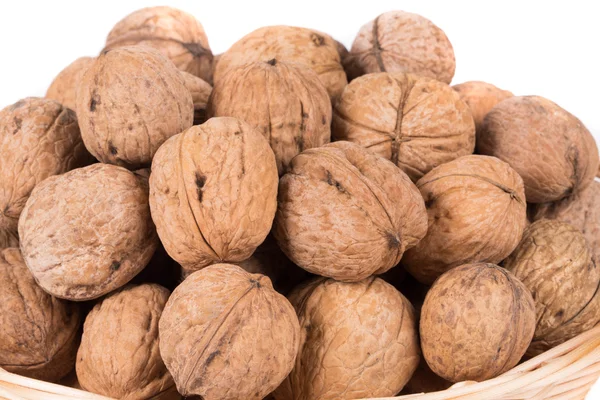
left=452, top=81, right=513, bottom=134
left=46, top=57, right=95, bottom=111
left=179, top=71, right=212, bottom=125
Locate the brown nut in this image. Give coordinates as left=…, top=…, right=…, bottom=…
left=159, top=263, right=300, bottom=399
left=46, top=57, right=95, bottom=111
left=332, top=72, right=475, bottom=181
left=0, top=248, right=81, bottom=382
left=274, top=277, right=419, bottom=400
left=344, top=11, right=455, bottom=83
left=179, top=71, right=212, bottom=125
left=478, top=96, right=599, bottom=203
left=208, top=60, right=332, bottom=174
left=402, top=155, right=527, bottom=284
left=452, top=81, right=513, bottom=133
left=420, top=263, right=536, bottom=382
left=77, top=46, right=193, bottom=169
left=19, top=163, right=158, bottom=300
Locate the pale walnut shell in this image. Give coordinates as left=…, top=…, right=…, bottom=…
left=0, top=97, right=92, bottom=249
left=179, top=71, right=212, bottom=125
left=208, top=60, right=332, bottom=175
left=77, top=46, right=193, bottom=169
left=149, top=117, right=278, bottom=272
left=344, top=11, right=455, bottom=83
left=332, top=72, right=475, bottom=181
left=273, top=277, right=419, bottom=400
left=19, top=163, right=158, bottom=300
left=159, top=263, right=300, bottom=399
left=104, top=6, right=213, bottom=83
left=402, top=155, right=527, bottom=284
left=478, top=96, right=599, bottom=203
left=452, top=81, right=513, bottom=133
left=0, top=248, right=81, bottom=382
left=420, top=263, right=536, bottom=382
left=274, top=141, right=427, bottom=281
left=214, top=26, right=347, bottom=100
left=46, top=57, right=95, bottom=111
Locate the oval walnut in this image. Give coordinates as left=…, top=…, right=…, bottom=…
left=452, top=81, right=513, bottom=134
left=46, top=57, right=95, bottom=111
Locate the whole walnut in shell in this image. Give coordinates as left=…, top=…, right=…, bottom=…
left=332, top=72, right=475, bottom=181
left=478, top=96, right=599, bottom=203
left=402, top=155, right=527, bottom=284
left=77, top=46, right=193, bottom=169
left=179, top=71, right=212, bottom=125
left=19, top=163, right=158, bottom=300
left=274, top=277, right=419, bottom=400
left=159, top=264, right=300, bottom=399
left=149, top=117, right=278, bottom=272
left=0, top=248, right=81, bottom=382
left=77, top=284, right=177, bottom=399
left=208, top=60, right=332, bottom=174
left=274, top=141, right=428, bottom=281
left=420, top=263, right=536, bottom=382
left=344, top=11, right=455, bottom=83
left=46, top=57, right=95, bottom=111
left=452, top=81, right=513, bottom=133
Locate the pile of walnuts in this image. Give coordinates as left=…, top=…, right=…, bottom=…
left=1, top=6, right=599, bottom=400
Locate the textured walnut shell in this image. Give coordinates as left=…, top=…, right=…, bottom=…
left=420, top=263, right=536, bottom=382
left=46, top=57, right=95, bottom=111
left=274, top=277, right=419, bottom=400
left=0, top=98, right=92, bottom=249
left=402, top=155, right=527, bottom=284
left=478, top=96, right=599, bottom=203
left=149, top=117, right=278, bottom=272
left=159, top=264, right=300, bottom=399
left=77, top=46, right=193, bottom=169
left=344, top=11, right=455, bottom=83
left=274, top=141, right=427, bottom=281
left=215, top=26, right=347, bottom=100
left=332, top=72, right=475, bottom=181
left=0, top=248, right=81, bottom=382
left=19, top=163, right=158, bottom=300
left=208, top=60, right=332, bottom=175
left=104, top=6, right=213, bottom=83
left=179, top=71, right=212, bottom=125
left=77, top=284, right=177, bottom=399
left=452, top=81, right=513, bottom=133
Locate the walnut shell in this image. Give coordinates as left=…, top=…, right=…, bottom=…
left=0, top=248, right=81, bottom=382
left=179, top=71, right=212, bottom=125
left=159, top=264, right=300, bottom=399
left=214, top=26, right=347, bottom=100
left=274, top=141, right=427, bottom=281
left=420, top=263, right=536, bottom=382
left=344, top=11, right=455, bottom=83
left=19, top=163, right=158, bottom=300
left=478, top=96, right=599, bottom=203
left=104, top=6, right=213, bottom=83
left=0, top=97, right=92, bottom=249
left=208, top=60, right=332, bottom=174
left=149, top=117, right=278, bottom=272
left=274, top=277, right=419, bottom=400
left=77, top=46, right=193, bottom=169
left=46, top=57, right=95, bottom=111
left=402, top=155, right=527, bottom=284
left=452, top=81, right=513, bottom=133
left=332, top=72, right=475, bottom=181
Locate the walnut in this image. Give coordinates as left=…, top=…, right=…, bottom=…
left=179, top=71, right=212, bottom=125
left=0, top=248, right=81, bottom=382
left=452, top=81, right=513, bottom=133
left=46, top=57, right=95, bottom=111
left=208, top=60, right=332, bottom=174
left=19, top=163, right=158, bottom=300
left=159, top=264, right=300, bottom=399
left=77, top=46, right=193, bottom=169
left=420, top=263, right=536, bottom=382
left=478, top=96, right=599, bottom=203
left=402, top=155, right=527, bottom=284
left=332, top=72, right=475, bottom=181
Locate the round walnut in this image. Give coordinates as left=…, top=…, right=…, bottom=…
left=452, top=81, right=513, bottom=133
left=77, top=284, right=177, bottom=399
left=0, top=248, right=81, bottom=382
left=402, top=155, right=527, bottom=284
left=77, top=46, right=193, bottom=169
left=273, top=277, right=419, bottom=400
left=0, top=97, right=92, bottom=249
left=420, top=263, right=536, bottom=382
left=503, top=219, right=600, bottom=355
left=46, top=57, right=95, bottom=111
left=332, top=72, right=475, bottom=181
left=19, top=163, right=158, bottom=300
left=149, top=117, right=278, bottom=272
left=478, top=96, right=599, bottom=203
left=159, top=264, right=300, bottom=399
left=208, top=60, right=332, bottom=174
left=344, top=11, right=455, bottom=83
left=104, top=6, right=214, bottom=83
left=179, top=71, right=212, bottom=125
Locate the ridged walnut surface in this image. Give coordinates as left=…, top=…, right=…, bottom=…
left=179, top=71, right=212, bottom=125
left=452, top=81, right=513, bottom=133
left=46, top=57, right=95, bottom=111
